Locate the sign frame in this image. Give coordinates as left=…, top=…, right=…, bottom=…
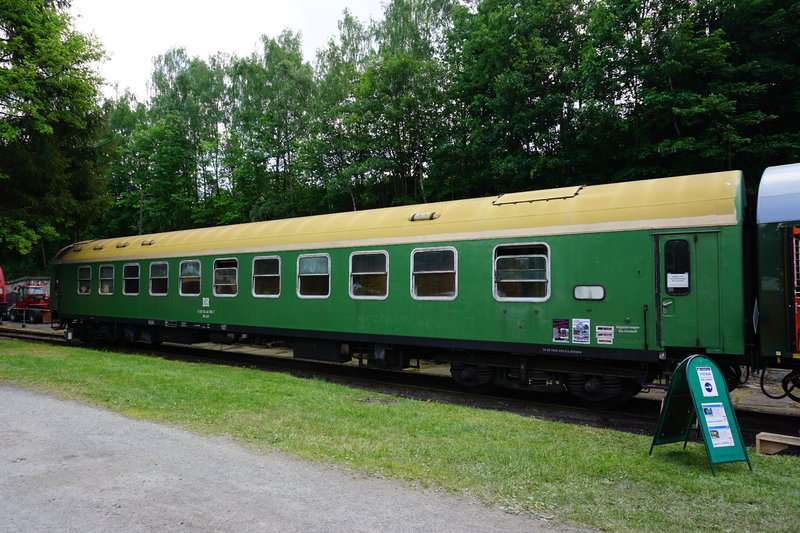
left=650, top=355, right=751, bottom=475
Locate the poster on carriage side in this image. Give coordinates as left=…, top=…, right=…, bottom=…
left=571, top=318, right=590, bottom=344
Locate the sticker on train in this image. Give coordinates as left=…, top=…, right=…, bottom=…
left=596, top=325, right=614, bottom=344
left=572, top=318, right=590, bottom=344
left=552, top=319, right=570, bottom=343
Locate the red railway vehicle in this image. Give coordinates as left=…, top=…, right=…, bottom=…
left=7, top=284, right=50, bottom=324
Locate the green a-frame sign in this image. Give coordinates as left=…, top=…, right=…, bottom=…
left=650, top=355, right=751, bottom=475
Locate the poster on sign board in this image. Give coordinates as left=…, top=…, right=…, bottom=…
left=696, top=366, right=719, bottom=397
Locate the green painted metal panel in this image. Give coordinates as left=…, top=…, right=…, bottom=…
left=54, top=225, right=746, bottom=358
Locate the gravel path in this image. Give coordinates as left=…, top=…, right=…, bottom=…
left=0, top=384, right=583, bottom=532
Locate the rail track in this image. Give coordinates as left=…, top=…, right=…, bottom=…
left=1, top=324, right=797, bottom=447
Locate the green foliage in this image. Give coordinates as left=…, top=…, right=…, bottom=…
left=94, top=0, right=800, bottom=238
left=227, top=31, right=316, bottom=221
left=0, top=0, right=103, bottom=141
left=0, top=0, right=108, bottom=258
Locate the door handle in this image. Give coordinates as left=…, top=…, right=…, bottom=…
left=661, top=300, right=673, bottom=314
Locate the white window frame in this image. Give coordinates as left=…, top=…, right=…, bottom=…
left=149, top=262, right=169, bottom=296
left=77, top=265, right=92, bottom=295
left=410, top=246, right=458, bottom=301
left=492, top=242, right=550, bottom=303
left=252, top=256, right=281, bottom=298
left=179, top=259, right=202, bottom=297
left=213, top=257, right=239, bottom=297
left=98, top=264, right=114, bottom=296
left=349, top=250, right=389, bottom=300
left=297, top=253, right=331, bottom=299
left=122, top=263, right=140, bottom=296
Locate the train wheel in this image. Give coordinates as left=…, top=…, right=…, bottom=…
left=565, top=373, right=641, bottom=409
left=450, top=363, right=496, bottom=393
left=720, top=364, right=742, bottom=391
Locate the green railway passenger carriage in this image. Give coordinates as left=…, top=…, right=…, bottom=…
left=51, top=163, right=800, bottom=406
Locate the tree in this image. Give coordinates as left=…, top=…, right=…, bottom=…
left=0, top=0, right=109, bottom=255
left=440, top=0, right=586, bottom=195
left=150, top=49, right=228, bottom=212
left=437, top=0, right=800, bottom=196
left=226, top=31, right=316, bottom=221
left=92, top=91, right=148, bottom=237
left=65, top=0, right=800, bottom=244
left=129, top=113, right=197, bottom=233
left=300, top=10, right=376, bottom=213
left=303, top=1, right=453, bottom=210
left=580, top=0, right=800, bottom=185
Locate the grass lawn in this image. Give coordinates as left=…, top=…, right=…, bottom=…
left=1, top=338, right=798, bottom=532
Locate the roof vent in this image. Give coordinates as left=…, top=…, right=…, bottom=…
left=409, top=212, right=440, bottom=222
left=141, top=239, right=156, bottom=246
left=116, top=241, right=130, bottom=248
left=93, top=244, right=106, bottom=250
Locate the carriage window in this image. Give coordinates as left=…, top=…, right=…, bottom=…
left=214, top=258, right=238, bottom=296
left=253, top=256, right=280, bottom=297
left=77, top=266, right=91, bottom=294
left=350, top=251, right=388, bottom=299
left=180, top=260, right=201, bottom=296
left=123, top=264, right=140, bottom=295
left=665, top=239, right=690, bottom=296
left=493, top=243, right=550, bottom=301
left=99, top=265, right=114, bottom=295
left=412, top=247, right=457, bottom=300
left=150, top=262, right=168, bottom=295
left=298, top=254, right=330, bottom=298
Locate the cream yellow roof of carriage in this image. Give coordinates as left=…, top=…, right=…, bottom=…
left=55, top=170, right=742, bottom=264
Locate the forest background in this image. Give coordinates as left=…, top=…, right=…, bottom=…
left=2, top=0, right=799, bottom=276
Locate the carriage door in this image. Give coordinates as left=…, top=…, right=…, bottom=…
left=656, top=233, right=722, bottom=350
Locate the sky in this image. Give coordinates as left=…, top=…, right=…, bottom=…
left=69, top=0, right=386, bottom=100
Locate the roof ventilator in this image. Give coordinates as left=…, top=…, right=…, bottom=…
left=409, top=212, right=440, bottom=222
left=141, top=239, right=156, bottom=246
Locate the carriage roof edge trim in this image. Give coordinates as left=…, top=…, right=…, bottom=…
left=54, top=170, right=742, bottom=264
